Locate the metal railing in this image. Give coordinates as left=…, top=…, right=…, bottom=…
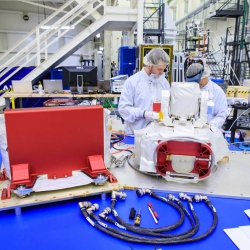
left=0, top=0, right=106, bottom=86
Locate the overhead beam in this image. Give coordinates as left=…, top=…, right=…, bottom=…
left=19, top=0, right=68, bottom=14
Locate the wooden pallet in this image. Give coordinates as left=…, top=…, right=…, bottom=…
left=0, top=180, right=123, bottom=215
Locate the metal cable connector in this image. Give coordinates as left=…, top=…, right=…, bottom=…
left=110, top=155, right=128, bottom=168
left=193, top=195, right=208, bottom=202
left=78, top=201, right=92, bottom=210
left=167, top=194, right=180, bottom=202
left=111, top=191, right=127, bottom=200
left=99, top=207, right=111, bottom=219
left=136, top=188, right=152, bottom=197
left=116, top=155, right=128, bottom=167
left=86, top=203, right=99, bottom=214
left=179, top=192, right=192, bottom=202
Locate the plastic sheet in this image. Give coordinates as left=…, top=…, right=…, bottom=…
left=134, top=123, right=229, bottom=182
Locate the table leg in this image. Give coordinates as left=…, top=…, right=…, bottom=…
left=19, top=98, right=23, bottom=108
left=14, top=207, right=22, bottom=216
left=5, top=98, right=11, bottom=109
left=230, top=108, right=238, bottom=143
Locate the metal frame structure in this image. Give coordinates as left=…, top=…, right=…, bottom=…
left=136, top=44, right=173, bottom=83
left=210, top=0, right=249, bottom=85
left=184, top=23, right=210, bottom=53
left=143, top=0, right=165, bottom=44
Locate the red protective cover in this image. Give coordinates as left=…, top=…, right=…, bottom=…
left=155, top=140, right=212, bottom=179
left=5, top=105, right=104, bottom=181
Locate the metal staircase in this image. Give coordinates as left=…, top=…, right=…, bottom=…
left=206, top=53, right=224, bottom=79
left=209, top=0, right=249, bottom=85
left=0, top=0, right=137, bottom=86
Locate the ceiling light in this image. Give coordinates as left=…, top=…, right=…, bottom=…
left=96, top=33, right=100, bottom=38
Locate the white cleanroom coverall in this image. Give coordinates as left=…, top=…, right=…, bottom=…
left=202, top=79, right=227, bottom=128
left=118, top=68, right=170, bottom=134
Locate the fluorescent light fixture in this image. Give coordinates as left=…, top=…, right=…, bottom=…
left=99, top=46, right=104, bottom=51
left=41, top=25, right=75, bottom=30
left=96, top=33, right=100, bottom=38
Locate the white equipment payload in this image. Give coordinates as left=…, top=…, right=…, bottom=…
left=133, top=82, right=228, bottom=183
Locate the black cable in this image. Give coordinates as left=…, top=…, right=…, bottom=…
left=127, top=243, right=134, bottom=250
left=127, top=157, right=160, bottom=177
left=110, top=193, right=186, bottom=235
left=159, top=199, right=199, bottom=239
left=111, top=145, right=133, bottom=154
left=101, top=198, right=198, bottom=240
left=81, top=197, right=217, bottom=244
left=32, top=97, right=43, bottom=107
left=111, top=133, right=133, bottom=154
left=23, top=93, right=32, bottom=108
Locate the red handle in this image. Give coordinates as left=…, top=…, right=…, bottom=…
left=148, top=202, right=153, bottom=208
left=153, top=211, right=159, bottom=219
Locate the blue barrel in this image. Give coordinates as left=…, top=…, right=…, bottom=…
left=211, top=78, right=228, bottom=93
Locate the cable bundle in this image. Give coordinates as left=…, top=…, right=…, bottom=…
left=78, top=189, right=218, bottom=245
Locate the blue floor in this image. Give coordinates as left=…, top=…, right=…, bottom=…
left=1, top=190, right=250, bottom=250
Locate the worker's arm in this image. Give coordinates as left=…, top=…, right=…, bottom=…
left=118, top=79, right=144, bottom=123
left=209, top=88, right=228, bottom=128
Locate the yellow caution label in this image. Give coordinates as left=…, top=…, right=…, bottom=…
left=123, top=186, right=138, bottom=190
left=226, top=90, right=250, bottom=94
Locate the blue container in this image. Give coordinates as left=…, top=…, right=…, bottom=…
left=211, top=78, right=228, bottom=93
left=50, top=68, right=69, bottom=90
left=119, top=63, right=136, bottom=76
left=119, top=46, right=136, bottom=63
left=51, top=68, right=63, bottom=80
left=211, top=78, right=224, bottom=84
left=225, top=131, right=240, bottom=143
left=118, top=46, right=136, bottom=76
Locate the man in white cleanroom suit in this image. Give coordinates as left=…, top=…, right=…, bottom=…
left=118, top=48, right=171, bottom=134
left=186, top=63, right=227, bottom=128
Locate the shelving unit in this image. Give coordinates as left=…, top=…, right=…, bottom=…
left=184, top=25, right=209, bottom=53
left=230, top=104, right=250, bottom=142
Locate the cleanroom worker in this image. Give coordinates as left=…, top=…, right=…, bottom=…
left=118, top=48, right=170, bottom=134
left=186, top=63, right=227, bottom=128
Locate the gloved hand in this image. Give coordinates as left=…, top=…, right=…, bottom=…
left=144, top=111, right=159, bottom=121
left=144, top=111, right=154, bottom=121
